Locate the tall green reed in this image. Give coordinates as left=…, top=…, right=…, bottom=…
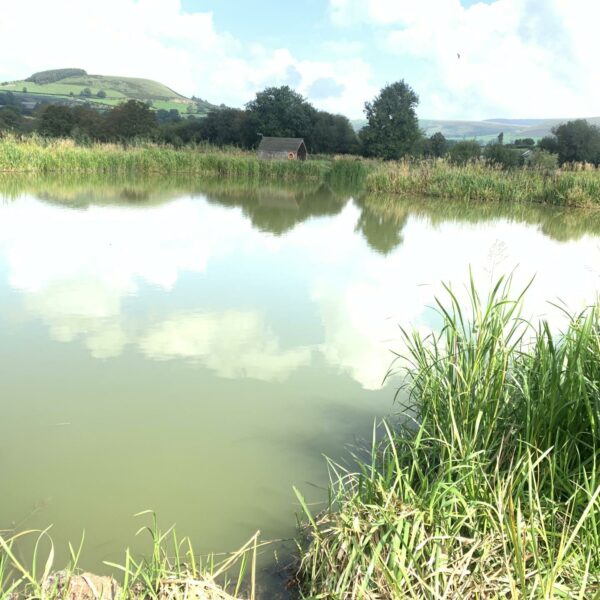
left=296, top=275, right=600, bottom=598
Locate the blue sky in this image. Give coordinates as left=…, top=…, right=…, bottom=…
left=1, top=0, right=597, bottom=120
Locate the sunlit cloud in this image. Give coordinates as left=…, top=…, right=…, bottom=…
left=329, top=0, right=600, bottom=119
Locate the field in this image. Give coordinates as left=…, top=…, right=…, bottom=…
left=0, top=71, right=214, bottom=116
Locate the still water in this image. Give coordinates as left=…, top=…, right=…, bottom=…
left=1, top=175, right=600, bottom=588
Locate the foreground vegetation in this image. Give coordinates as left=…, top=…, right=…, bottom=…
left=0, top=512, right=259, bottom=599
left=299, top=282, right=600, bottom=599
left=295, top=277, right=600, bottom=598
left=2, top=267, right=600, bottom=598
left=366, top=160, right=600, bottom=207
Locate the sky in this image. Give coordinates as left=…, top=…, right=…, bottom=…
left=1, top=0, right=598, bottom=120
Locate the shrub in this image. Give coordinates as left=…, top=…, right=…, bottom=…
left=449, top=140, right=481, bottom=165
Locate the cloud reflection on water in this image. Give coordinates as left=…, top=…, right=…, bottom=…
left=0, top=187, right=599, bottom=389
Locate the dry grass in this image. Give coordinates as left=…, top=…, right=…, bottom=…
left=0, top=512, right=259, bottom=600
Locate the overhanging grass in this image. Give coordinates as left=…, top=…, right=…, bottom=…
left=296, top=276, right=600, bottom=598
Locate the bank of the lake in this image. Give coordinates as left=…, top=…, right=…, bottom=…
left=366, top=160, right=600, bottom=207
left=3, top=137, right=600, bottom=207
left=295, top=279, right=600, bottom=598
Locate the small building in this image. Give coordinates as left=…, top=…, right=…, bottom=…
left=257, top=137, right=308, bottom=161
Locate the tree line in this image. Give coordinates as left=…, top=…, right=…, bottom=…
left=2, top=81, right=600, bottom=167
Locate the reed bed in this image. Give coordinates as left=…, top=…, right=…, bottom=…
left=366, top=160, right=600, bottom=207
left=296, top=276, right=600, bottom=598
left=0, top=136, right=330, bottom=181
left=0, top=512, right=260, bottom=600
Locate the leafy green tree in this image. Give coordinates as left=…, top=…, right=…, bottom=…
left=79, top=87, right=92, bottom=98
left=484, top=143, right=520, bottom=168
left=552, top=119, right=600, bottom=165
left=309, top=111, right=358, bottom=154
left=359, top=80, right=421, bottom=159
left=96, top=90, right=107, bottom=99
left=156, top=109, right=181, bottom=125
left=246, top=86, right=315, bottom=143
left=428, top=132, right=448, bottom=157
left=71, top=106, right=105, bottom=140
left=0, top=106, right=23, bottom=131
left=525, top=149, right=558, bottom=171
left=37, top=104, right=75, bottom=137
left=449, top=140, right=481, bottom=165
left=199, top=107, right=256, bottom=147
left=538, top=135, right=559, bottom=154
left=105, top=100, right=158, bottom=140
left=160, top=118, right=205, bottom=147
left=514, top=138, right=535, bottom=148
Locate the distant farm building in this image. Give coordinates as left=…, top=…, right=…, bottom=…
left=257, top=137, right=308, bottom=161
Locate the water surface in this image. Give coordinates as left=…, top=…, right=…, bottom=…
left=1, top=175, right=600, bottom=591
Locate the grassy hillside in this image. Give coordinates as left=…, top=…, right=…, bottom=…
left=0, top=68, right=216, bottom=116
left=351, top=116, right=600, bottom=141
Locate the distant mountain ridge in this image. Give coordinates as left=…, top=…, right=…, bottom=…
left=351, top=117, right=600, bottom=141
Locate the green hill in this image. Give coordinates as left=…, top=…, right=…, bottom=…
left=1, top=68, right=216, bottom=116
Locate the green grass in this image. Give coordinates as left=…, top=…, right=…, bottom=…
left=0, top=511, right=259, bottom=599
left=0, top=74, right=205, bottom=114
left=296, top=275, right=600, bottom=598
left=367, top=159, right=600, bottom=207
left=63, top=75, right=186, bottom=100
left=0, top=138, right=376, bottom=188
left=0, top=136, right=334, bottom=181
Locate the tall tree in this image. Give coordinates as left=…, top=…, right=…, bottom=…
left=552, top=119, right=600, bottom=165
left=246, top=86, right=315, bottom=143
left=429, top=132, right=448, bottom=157
left=37, top=104, right=75, bottom=137
left=105, top=100, right=158, bottom=140
left=309, top=111, right=358, bottom=154
left=359, top=80, right=421, bottom=159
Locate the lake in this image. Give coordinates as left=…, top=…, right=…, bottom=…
left=1, top=175, right=600, bottom=593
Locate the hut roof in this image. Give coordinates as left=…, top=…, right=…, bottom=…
left=258, top=137, right=306, bottom=153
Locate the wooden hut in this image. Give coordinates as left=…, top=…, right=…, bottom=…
left=257, top=137, right=308, bottom=161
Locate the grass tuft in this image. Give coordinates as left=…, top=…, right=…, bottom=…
left=296, top=275, right=600, bottom=598
left=0, top=512, right=260, bottom=599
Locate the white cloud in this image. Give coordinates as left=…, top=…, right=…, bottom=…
left=329, top=0, right=600, bottom=119
left=0, top=0, right=374, bottom=118
left=140, top=311, right=312, bottom=381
